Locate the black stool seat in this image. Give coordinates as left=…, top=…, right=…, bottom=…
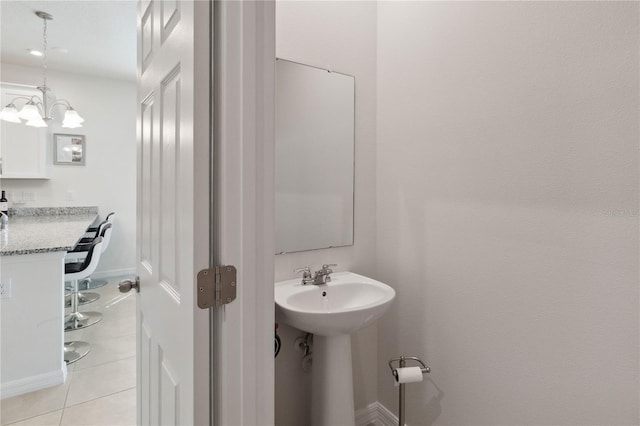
left=68, top=243, right=91, bottom=253
left=85, top=212, right=115, bottom=234
left=70, top=223, right=112, bottom=254
left=65, top=262, right=85, bottom=274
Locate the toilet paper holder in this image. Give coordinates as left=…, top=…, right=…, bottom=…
left=388, top=355, right=430, bottom=426
left=388, top=355, right=430, bottom=380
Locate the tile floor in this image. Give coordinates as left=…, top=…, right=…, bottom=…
left=0, top=278, right=136, bottom=426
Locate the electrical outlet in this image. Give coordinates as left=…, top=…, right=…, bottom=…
left=15, top=195, right=25, bottom=205
left=7, top=192, right=24, bottom=205
left=0, top=279, right=12, bottom=299
left=22, top=192, right=35, bottom=202
left=67, top=191, right=75, bottom=201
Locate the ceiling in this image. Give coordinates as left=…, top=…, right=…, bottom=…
left=0, top=1, right=137, bottom=81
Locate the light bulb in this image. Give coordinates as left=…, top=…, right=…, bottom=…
left=64, top=108, right=84, bottom=124
left=18, top=103, right=42, bottom=121
left=62, top=120, right=82, bottom=129
left=62, top=108, right=84, bottom=128
left=25, top=116, right=48, bottom=127
left=0, top=104, right=21, bottom=123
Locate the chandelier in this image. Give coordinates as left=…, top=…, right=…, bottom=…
left=0, top=11, right=84, bottom=128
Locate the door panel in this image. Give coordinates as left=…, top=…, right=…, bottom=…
left=159, top=66, right=180, bottom=293
left=136, top=1, right=210, bottom=424
left=140, top=95, right=154, bottom=269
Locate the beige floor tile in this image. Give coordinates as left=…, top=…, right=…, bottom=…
left=4, top=410, right=62, bottom=426
left=65, top=357, right=135, bottom=407
left=92, top=290, right=122, bottom=308
left=81, top=312, right=135, bottom=341
left=0, top=374, right=72, bottom=425
left=60, top=388, right=135, bottom=426
left=92, top=281, right=131, bottom=301
left=72, top=333, right=136, bottom=372
left=97, top=292, right=134, bottom=311
left=99, top=299, right=136, bottom=321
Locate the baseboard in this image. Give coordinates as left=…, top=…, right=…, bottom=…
left=356, top=402, right=380, bottom=426
left=1, top=365, right=67, bottom=399
left=376, top=402, right=400, bottom=426
left=356, top=401, right=399, bottom=426
left=91, top=267, right=136, bottom=280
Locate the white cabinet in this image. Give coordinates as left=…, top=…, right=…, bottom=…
left=0, top=83, right=50, bottom=179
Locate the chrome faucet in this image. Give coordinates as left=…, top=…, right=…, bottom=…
left=314, top=264, right=337, bottom=284
left=294, top=264, right=337, bottom=285
left=294, top=266, right=315, bottom=285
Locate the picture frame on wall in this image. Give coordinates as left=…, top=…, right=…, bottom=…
left=53, top=133, right=85, bottom=166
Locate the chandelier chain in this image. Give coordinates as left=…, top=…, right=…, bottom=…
left=42, top=15, right=48, bottom=88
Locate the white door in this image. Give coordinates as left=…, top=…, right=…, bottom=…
left=135, top=1, right=211, bottom=424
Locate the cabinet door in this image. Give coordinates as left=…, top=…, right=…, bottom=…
left=0, top=83, right=50, bottom=179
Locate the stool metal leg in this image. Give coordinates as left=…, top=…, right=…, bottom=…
left=65, top=279, right=103, bottom=331
left=78, top=278, right=109, bottom=290
left=65, top=291, right=100, bottom=307
left=64, top=341, right=90, bottom=364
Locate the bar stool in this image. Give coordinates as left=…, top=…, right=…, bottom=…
left=64, top=236, right=104, bottom=332
left=85, top=212, right=115, bottom=235
left=65, top=223, right=113, bottom=306
left=79, top=212, right=116, bottom=291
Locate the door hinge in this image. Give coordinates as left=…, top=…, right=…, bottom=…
left=197, top=265, right=237, bottom=309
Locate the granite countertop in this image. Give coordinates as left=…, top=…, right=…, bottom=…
left=0, top=208, right=99, bottom=256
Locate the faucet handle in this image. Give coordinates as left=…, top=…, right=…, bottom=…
left=294, top=266, right=312, bottom=277
left=321, top=264, right=337, bottom=270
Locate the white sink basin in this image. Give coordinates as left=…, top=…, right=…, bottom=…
left=275, top=271, right=395, bottom=336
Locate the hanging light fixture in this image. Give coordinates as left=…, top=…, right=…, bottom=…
left=0, top=11, right=84, bottom=128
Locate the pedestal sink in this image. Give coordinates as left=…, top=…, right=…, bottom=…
left=275, top=272, right=395, bottom=426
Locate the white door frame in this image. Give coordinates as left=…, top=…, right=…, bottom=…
left=212, top=1, right=276, bottom=424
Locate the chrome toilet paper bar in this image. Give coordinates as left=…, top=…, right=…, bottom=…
left=388, top=355, right=431, bottom=426
left=388, top=355, right=431, bottom=379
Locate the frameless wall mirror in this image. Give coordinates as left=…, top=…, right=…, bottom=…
left=275, top=59, right=355, bottom=254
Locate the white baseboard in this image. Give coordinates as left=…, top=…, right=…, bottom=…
left=91, top=267, right=136, bottom=280
left=1, top=365, right=67, bottom=399
left=356, top=402, right=380, bottom=426
left=356, top=401, right=399, bottom=426
left=377, top=402, right=401, bottom=426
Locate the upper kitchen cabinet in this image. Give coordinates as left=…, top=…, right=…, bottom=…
left=0, top=83, right=51, bottom=179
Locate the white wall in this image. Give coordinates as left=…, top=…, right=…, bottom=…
left=0, top=63, right=136, bottom=275
left=274, top=2, right=378, bottom=425
left=376, top=2, right=639, bottom=425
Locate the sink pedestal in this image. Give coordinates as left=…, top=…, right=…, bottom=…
left=311, top=334, right=355, bottom=426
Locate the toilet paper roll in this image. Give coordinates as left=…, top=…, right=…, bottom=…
left=395, top=367, right=424, bottom=384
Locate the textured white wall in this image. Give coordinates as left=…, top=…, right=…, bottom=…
left=376, top=2, right=639, bottom=424
left=0, top=63, right=136, bottom=276
left=274, top=1, right=378, bottom=425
